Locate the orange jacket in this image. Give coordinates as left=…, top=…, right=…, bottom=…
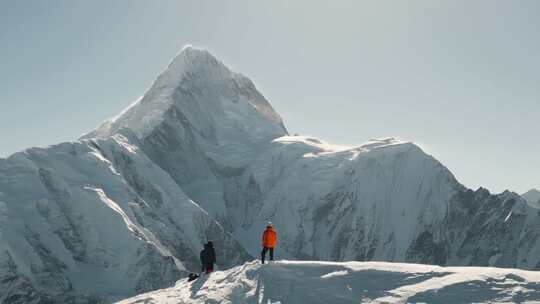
left=262, top=227, right=277, bottom=248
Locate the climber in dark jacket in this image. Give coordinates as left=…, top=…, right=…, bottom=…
left=200, top=241, right=216, bottom=274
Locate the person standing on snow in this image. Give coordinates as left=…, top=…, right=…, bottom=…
left=261, top=222, right=277, bottom=264
left=200, top=241, right=216, bottom=274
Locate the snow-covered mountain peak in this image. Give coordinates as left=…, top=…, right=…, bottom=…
left=83, top=45, right=287, bottom=143
left=173, top=45, right=215, bottom=62
left=156, top=45, right=229, bottom=89
left=523, top=188, right=540, bottom=207
left=523, top=188, right=540, bottom=199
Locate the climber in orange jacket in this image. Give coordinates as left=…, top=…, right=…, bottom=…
left=261, top=222, right=277, bottom=264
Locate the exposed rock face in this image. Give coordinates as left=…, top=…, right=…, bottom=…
left=1, top=46, right=540, bottom=302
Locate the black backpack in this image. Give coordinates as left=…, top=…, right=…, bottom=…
left=188, top=273, right=199, bottom=282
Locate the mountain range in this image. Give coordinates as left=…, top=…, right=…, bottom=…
left=1, top=46, right=539, bottom=303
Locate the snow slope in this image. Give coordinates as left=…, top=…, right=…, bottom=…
left=231, top=137, right=455, bottom=260
left=116, top=260, right=540, bottom=304
left=226, top=135, right=540, bottom=270
left=0, top=135, right=250, bottom=303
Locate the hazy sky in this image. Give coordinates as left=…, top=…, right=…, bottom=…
left=1, top=0, right=539, bottom=194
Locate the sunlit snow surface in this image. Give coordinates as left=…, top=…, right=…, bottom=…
left=116, top=260, right=540, bottom=304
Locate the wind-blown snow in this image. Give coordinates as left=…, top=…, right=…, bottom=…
left=116, top=260, right=540, bottom=304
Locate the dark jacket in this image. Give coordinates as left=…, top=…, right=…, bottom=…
left=200, top=242, right=216, bottom=270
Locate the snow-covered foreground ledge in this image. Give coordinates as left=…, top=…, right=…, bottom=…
left=116, top=260, right=540, bottom=304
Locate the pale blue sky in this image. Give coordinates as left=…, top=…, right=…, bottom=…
left=1, top=0, right=539, bottom=194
